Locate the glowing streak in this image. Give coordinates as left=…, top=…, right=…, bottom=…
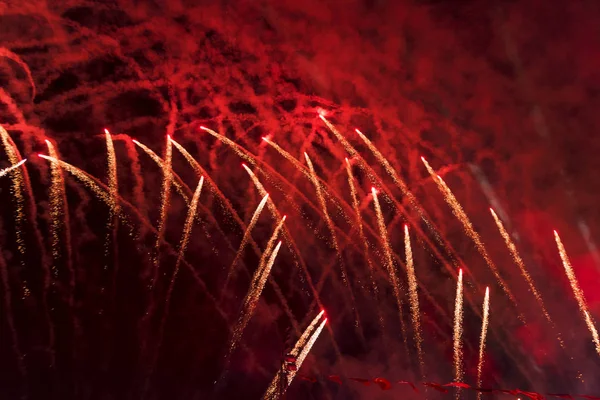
left=150, top=177, right=205, bottom=382
left=39, top=155, right=119, bottom=214
left=290, top=318, right=327, bottom=383
left=132, top=139, right=189, bottom=204
left=264, top=137, right=310, bottom=179
left=264, top=315, right=328, bottom=399
left=105, top=129, right=119, bottom=214
left=305, top=152, right=362, bottom=332
left=151, top=137, right=173, bottom=286
left=490, top=209, right=554, bottom=325
left=371, top=187, right=409, bottom=353
left=229, top=241, right=283, bottom=356
left=0, top=158, right=26, bottom=178
left=0, top=126, right=26, bottom=260
left=345, top=159, right=384, bottom=326
left=354, top=127, right=418, bottom=208
left=554, top=231, right=600, bottom=355
left=200, top=126, right=255, bottom=164
left=476, top=287, right=490, bottom=400
left=222, top=193, right=270, bottom=293
left=421, top=157, right=518, bottom=309
left=404, top=225, right=425, bottom=378
left=453, top=269, right=464, bottom=385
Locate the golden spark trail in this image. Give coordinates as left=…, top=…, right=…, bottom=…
left=1, top=126, right=26, bottom=261
left=404, top=225, right=425, bottom=378
left=229, top=241, right=283, bottom=357
left=105, top=130, right=119, bottom=214
left=305, top=152, right=363, bottom=336
left=421, top=157, right=518, bottom=309
left=148, top=177, right=205, bottom=387
left=243, top=163, right=345, bottom=347
left=200, top=126, right=255, bottom=165
left=39, top=155, right=119, bottom=213
left=454, top=268, right=464, bottom=385
left=263, top=316, right=328, bottom=400
left=355, top=128, right=419, bottom=208
left=477, top=287, right=490, bottom=400
left=0, top=158, right=26, bottom=178
left=263, top=137, right=310, bottom=179
left=222, top=193, right=270, bottom=293
left=371, top=187, right=409, bottom=354
left=345, top=159, right=383, bottom=320
left=132, top=139, right=190, bottom=204
left=290, top=318, right=328, bottom=383
left=554, top=231, right=600, bottom=355
left=490, top=209, right=554, bottom=324
left=152, top=136, right=173, bottom=287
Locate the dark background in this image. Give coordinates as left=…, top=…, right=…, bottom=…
left=1, top=0, right=600, bottom=398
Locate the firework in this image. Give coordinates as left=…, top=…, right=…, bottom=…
left=554, top=231, right=600, bottom=355
left=152, top=136, right=173, bottom=288
left=490, top=208, right=557, bottom=329
left=0, top=126, right=26, bottom=260
left=453, top=268, right=464, bottom=386
left=371, top=187, right=409, bottom=355
left=262, top=312, right=327, bottom=400
left=304, top=152, right=363, bottom=336
left=0, top=158, right=26, bottom=178
left=476, top=287, right=490, bottom=400
left=229, top=241, right=283, bottom=357
left=404, top=225, right=425, bottom=378
left=146, top=177, right=205, bottom=392
left=421, top=157, right=518, bottom=310
left=222, top=193, right=270, bottom=295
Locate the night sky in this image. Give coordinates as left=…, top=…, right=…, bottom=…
left=1, top=0, right=600, bottom=399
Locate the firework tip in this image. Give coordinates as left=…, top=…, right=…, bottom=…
left=44, top=139, right=50, bottom=144
left=104, top=128, right=110, bottom=134
left=282, top=215, right=287, bottom=221
left=371, top=187, right=378, bottom=194
left=354, top=128, right=363, bottom=135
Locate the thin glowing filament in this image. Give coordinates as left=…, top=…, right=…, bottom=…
left=405, top=225, right=425, bottom=378
left=454, top=268, right=464, bottom=384
left=554, top=231, right=600, bottom=355
left=0, top=159, right=26, bottom=178
left=477, top=287, right=490, bottom=400
left=371, top=187, right=409, bottom=353
left=421, top=157, right=518, bottom=310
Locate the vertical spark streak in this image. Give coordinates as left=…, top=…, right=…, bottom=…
left=45, top=141, right=75, bottom=314
left=454, top=269, right=464, bottom=386
left=421, top=157, right=518, bottom=309
left=104, top=129, right=119, bottom=313
left=229, top=241, right=283, bottom=356
left=345, top=159, right=384, bottom=325
left=554, top=231, right=600, bottom=355
left=0, top=126, right=26, bottom=263
left=490, top=209, right=554, bottom=325
left=152, top=136, right=173, bottom=286
left=305, top=152, right=362, bottom=334
left=371, top=188, right=409, bottom=354
left=404, top=225, right=425, bottom=378
left=0, top=159, right=26, bottom=178
left=477, top=287, right=490, bottom=400
left=148, top=177, right=205, bottom=389
left=222, top=193, right=270, bottom=293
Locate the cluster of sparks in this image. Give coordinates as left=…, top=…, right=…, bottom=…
left=0, top=111, right=599, bottom=398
